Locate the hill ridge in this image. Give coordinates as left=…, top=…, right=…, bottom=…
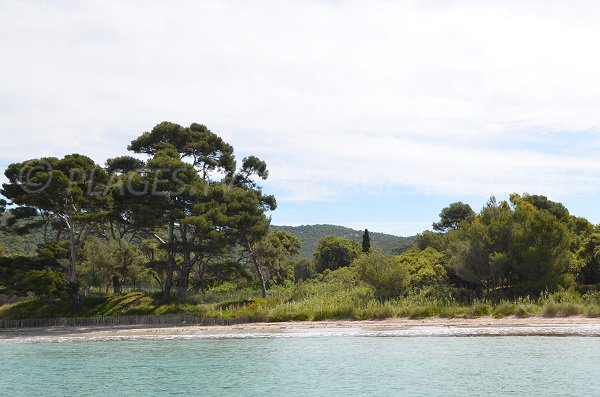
left=271, top=224, right=416, bottom=258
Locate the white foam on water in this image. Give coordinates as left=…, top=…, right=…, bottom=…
left=3, top=324, right=600, bottom=344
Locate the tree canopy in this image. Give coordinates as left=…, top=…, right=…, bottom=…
left=362, top=229, right=371, bottom=253
left=314, top=236, right=362, bottom=272
left=432, top=202, right=475, bottom=232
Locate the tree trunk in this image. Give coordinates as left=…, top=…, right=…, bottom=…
left=161, top=220, right=176, bottom=304
left=112, top=275, right=122, bottom=294
left=198, top=262, right=206, bottom=293
left=68, top=223, right=81, bottom=310
left=162, top=253, right=175, bottom=303
left=177, top=267, right=190, bottom=300
left=247, top=244, right=267, bottom=298
left=255, top=263, right=267, bottom=298
left=176, top=225, right=191, bottom=301
left=177, top=246, right=191, bottom=300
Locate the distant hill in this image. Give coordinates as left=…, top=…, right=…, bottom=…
left=271, top=224, right=416, bottom=258
left=0, top=213, right=44, bottom=256
left=0, top=213, right=418, bottom=259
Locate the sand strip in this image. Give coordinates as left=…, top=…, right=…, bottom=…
left=2, top=316, right=600, bottom=341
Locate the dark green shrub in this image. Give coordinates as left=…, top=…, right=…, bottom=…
left=354, top=249, right=407, bottom=301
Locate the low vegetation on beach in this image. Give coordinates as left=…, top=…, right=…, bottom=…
left=2, top=272, right=600, bottom=323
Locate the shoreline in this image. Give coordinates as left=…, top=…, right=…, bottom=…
left=2, top=316, right=600, bottom=340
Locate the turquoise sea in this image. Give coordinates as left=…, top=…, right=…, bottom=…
left=2, top=330, right=600, bottom=396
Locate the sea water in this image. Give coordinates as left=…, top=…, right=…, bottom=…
left=2, top=330, right=600, bottom=396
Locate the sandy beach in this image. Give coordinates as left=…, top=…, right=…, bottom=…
left=2, top=316, right=600, bottom=340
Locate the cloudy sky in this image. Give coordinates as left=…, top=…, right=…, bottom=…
left=2, top=0, right=600, bottom=235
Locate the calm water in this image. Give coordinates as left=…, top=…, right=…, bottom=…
left=2, top=333, right=600, bottom=396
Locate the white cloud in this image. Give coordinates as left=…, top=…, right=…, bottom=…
left=2, top=0, right=600, bottom=207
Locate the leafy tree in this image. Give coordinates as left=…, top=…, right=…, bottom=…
left=128, top=121, right=235, bottom=179
left=2, top=155, right=112, bottom=306
left=445, top=195, right=574, bottom=296
left=414, top=230, right=447, bottom=251
left=105, top=156, right=145, bottom=175
left=446, top=198, right=514, bottom=295
left=354, top=248, right=408, bottom=301
left=293, top=258, right=315, bottom=282
left=314, top=236, right=362, bottom=272
left=0, top=255, right=63, bottom=297
left=432, top=202, right=475, bottom=232
left=190, top=258, right=253, bottom=293
left=81, top=237, right=145, bottom=293
left=36, top=241, right=70, bottom=261
left=121, top=121, right=275, bottom=301
left=396, top=247, right=447, bottom=292
left=508, top=198, right=573, bottom=294
left=13, top=270, right=66, bottom=299
left=246, top=230, right=301, bottom=295
left=446, top=219, right=496, bottom=293
left=519, top=193, right=570, bottom=223
left=576, top=228, right=600, bottom=285
left=362, top=229, right=371, bottom=253
left=227, top=185, right=278, bottom=298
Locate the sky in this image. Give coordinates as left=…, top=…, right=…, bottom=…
left=2, top=0, right=600, bottom=236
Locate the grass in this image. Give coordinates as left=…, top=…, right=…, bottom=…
left=3, top=269, right=600, bottom=322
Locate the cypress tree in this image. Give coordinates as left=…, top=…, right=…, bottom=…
left=362, top=229, right=371, bottom=253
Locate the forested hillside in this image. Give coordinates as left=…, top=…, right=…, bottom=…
left=0, top=216, right=416, bottom=259
left=0, top=213, right=44, bottom=256
left=271, top=224, right=416, bottom=258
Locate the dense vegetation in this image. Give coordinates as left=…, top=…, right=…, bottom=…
left=2, top=122, right=600, bottom=322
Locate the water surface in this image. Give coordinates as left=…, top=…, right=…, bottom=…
left=2, top=332, right=600, bottom=396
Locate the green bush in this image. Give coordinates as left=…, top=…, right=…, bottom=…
left=13, top=270, right=66, bottom=299
left=543, top=302, right=584, bottom=317
left=467, top=303, right=492, bottom=317
left=293, top=258, right=315, bottom=282
left=314, top=236, right=362, bottom=272
left=354, top=249, right=408, bottom=301
left=583, top=290, right=600, bottom=305
left=395, top=247, right=447, bottom=292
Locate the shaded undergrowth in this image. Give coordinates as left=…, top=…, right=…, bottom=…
left=3, top=270, right=600, bottom=322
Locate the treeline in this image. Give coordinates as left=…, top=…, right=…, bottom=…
left=271, top=224, right=415, bottom=257
left=350, top=195, right=600, bottom=302
left=1, top=122, right=599, bottom=314
left=0, top=122, right=300, bottom=307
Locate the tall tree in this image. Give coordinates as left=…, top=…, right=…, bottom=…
left=576, top=227, right=600, bottom=285
left=132, top=147, right=202, bottom=301
left=446, top=195, right=574, bottom=296
left=354, top=248, right=408, bottom=301
left=2, top=155, right=111, bottom=307
left=121, top=121, right=276, bottom=301
left=128, top=121, right=235, bottom=179
left=81, top=237, right=145, bottom=294
left=314, top=236, right=362, bottom=272
left=251, top=230, right=301, bottom=290
left=432, top=202, right=475, bottom=232
left=362, top=229, right=371, bottom=253
left=508, top=196, right=573, bottom=294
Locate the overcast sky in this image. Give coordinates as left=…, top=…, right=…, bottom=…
left=2, top=0, right=600, bottom=235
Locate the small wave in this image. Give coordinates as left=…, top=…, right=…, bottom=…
left=3, top=324, right=600, bottom=344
